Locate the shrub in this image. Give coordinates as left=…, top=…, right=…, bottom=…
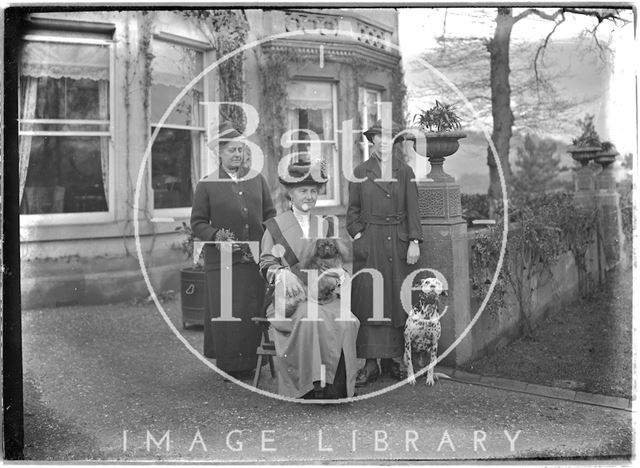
left=461, top=193, right=491, bottom=225
left=469, top=192, right=598, bottom=338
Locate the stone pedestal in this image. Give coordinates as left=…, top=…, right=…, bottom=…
left=595, top=155, right=623, bottom=271
left=417, top=179, right=472, bottom=366
left=573, top=163, right=596, bottom=212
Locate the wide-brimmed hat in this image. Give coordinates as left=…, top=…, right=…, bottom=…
left=279, top=153, right=328, bottom=188
left=206, top=120, right=242, bottom=150
left=363, top=120, right=417, bottom=144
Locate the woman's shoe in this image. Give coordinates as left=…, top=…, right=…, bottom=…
left=390, top=362, right=406, bottom=381
left=355, top=364, right=380, bottom=387
left=380, top=358, right=393, bottom=376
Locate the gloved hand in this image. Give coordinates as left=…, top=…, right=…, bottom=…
left=276, top=268, right=306, bottom=298
left=407, top=241, right=420, bottom=265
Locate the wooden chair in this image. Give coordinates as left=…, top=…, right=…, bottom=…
left=251, top=317, right=276, bottom=388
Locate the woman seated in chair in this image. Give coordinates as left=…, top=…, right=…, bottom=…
left=259, top=155, right=360, bottom=399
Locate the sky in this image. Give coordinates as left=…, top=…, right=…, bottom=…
left=398, top=7, right=637, bottom=158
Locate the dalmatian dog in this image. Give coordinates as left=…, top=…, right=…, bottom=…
left=404, top=277, right=447, bottom=386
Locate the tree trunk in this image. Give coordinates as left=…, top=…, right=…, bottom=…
left=486, top=8, right=515, bottom=213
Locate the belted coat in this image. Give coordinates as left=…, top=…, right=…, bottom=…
left=346, top=154, right=423, bottom=328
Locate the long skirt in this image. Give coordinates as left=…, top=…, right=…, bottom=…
left=204, top=263, right=265, bottom=372
left=356, top=323, right=404, bottom=359
left=269, top=299, right=360, bottom=398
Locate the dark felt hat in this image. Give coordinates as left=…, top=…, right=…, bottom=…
left=363, top=120, right=417, bottom=144
left=207, top=120, right=242, bottom=149
left=279, top=152, right=328, bottom=188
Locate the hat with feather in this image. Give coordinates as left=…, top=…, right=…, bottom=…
left=278, top=152, right=329, bottom=188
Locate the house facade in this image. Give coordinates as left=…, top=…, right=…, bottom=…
left=18, top=9, right=404, bottom=307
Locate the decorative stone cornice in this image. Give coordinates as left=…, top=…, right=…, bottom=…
left=284, top=10, right=340, bottom=36
left=355, top=19, right=391, bottom=51
left=275, top=9, right=399, bottom=69
left=261, top=39, right=400, bottom=69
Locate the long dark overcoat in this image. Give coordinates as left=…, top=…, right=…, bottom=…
left=190, top=166, right=276, bottom=370
left=346, top=155, right=423, bottom=328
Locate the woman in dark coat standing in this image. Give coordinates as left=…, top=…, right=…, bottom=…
left=191, top=121, right=276, bottom=375
left=347, top=121, right=423, bottom=386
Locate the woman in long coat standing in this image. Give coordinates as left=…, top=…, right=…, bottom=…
left=347, top=121, right=423, bottom=386
left=191, top=121, right=276, bottom=375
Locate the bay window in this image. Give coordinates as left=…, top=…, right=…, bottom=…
left=286, top=80, right=340, bottom=206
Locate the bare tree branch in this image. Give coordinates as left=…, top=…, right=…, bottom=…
left=533, top=11, right=566, bottom=95
left=562, top=7, right=631, bottom=25
left=518, top=7, right=628, bottom=97
left=514, top=7, right=630, bottom=25
left=514, top=8, right=563, bottom=23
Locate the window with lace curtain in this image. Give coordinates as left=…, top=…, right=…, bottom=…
left=285, top=80, right=339, bottom=206
left=150, top=39, right=205, bottom=212
left=18, top=38, right=112, bottom=216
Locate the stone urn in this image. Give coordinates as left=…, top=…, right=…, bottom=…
left=567, top=145, right=601, bottom=166
left=594, top=148, right=619, bottom=168
left=422, top=130, right=467, bottom=181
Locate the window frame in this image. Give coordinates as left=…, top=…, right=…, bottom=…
left=359, top=86, right=382, bottom=161
left=149, top=37, right=208, bottom=219
left=286, top=80, right=341, bottom=207
left=19, top=34, right=116, bottom=226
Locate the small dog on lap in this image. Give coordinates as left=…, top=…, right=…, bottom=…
left=404, top=277, right=447, bottom=386
left=283, top=238, right=351, bottom=316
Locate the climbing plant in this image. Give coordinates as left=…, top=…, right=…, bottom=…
left=121, top=11, right=157, bottom=256
left=470, top=226, right=507, bottom=319
left=390, top=62, right=408, bottom=125
left=181, top=9, right=249, bottom=129
left=256, top=49, right=297, bottom=163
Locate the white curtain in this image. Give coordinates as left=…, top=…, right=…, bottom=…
left=287, top=108, right=300, bottom=152
left=20, top=41, right=110, bottom=207
left=98, top=80, right=109, bottom=205
left=21, top=41, right=109, bottom=81
left=321, top=107, right=333, bottom=142
left=190, top=91, right=201, bottom=193
left=19, top=77, right=38, bottom=204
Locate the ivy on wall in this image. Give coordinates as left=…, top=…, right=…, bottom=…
left=350, top=55, right=408, bottom=125
left=121, top=11, right=157, bottom=256
left=181, top=9, right=249, bottom=130
left=390, top=62, right=408, bottom=125
left=256, top=50, right=297, bottom=164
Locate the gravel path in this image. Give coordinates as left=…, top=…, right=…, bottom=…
left=21, top=297, right=632, bottom=461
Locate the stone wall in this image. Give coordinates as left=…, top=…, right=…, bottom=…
left=462, top=225, right=601, bottom=363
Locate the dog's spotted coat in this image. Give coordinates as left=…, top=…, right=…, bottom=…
left=403, top=277, right=445, bottom=386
